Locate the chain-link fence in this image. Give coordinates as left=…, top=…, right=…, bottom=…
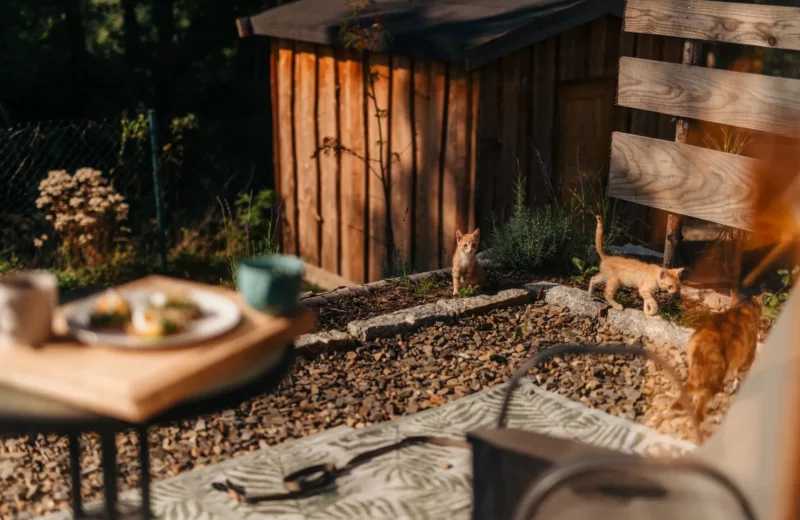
left=0, top=114, right=274, bottom=267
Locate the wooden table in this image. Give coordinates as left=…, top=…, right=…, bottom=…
left=0, top=346, right=297, bottom=520
left=0, top=276, right=315, bottom=519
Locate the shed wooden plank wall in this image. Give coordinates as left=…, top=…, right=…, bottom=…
left=271, top=42, right=478, bottom=283
left=270, top=16, right=684, bottom=282
left=472, top=16, right=683, bottom=250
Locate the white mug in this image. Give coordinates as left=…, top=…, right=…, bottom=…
left=0, top=271, right=58, bottom=347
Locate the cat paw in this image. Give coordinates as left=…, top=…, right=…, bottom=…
left=611, top=303, right=623, bottom=311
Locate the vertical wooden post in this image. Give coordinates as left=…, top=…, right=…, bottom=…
left=663, top=40, right=700, bottom=268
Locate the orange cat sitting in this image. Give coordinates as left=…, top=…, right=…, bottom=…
left=589, top=215, right=683, bottom=315
left=452, top=229, right=486, bottom=295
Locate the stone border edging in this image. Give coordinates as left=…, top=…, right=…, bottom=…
left=294, top=278, right=698, bottom=352
left=294, top=249, right=737, bottom=353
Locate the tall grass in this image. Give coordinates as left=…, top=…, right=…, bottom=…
left=218, top=192, right=280, bottom=286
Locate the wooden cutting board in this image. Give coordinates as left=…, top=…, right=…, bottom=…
left=0, top=275, right=315, bottom=422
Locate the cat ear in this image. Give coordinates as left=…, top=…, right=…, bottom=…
left=473, top=228, right=480, bottom=238
left=659, top=269, right=668, bottom=280
left=669, top=267, right=685, bottom=277
left=456, top=230, right=463, bottom=240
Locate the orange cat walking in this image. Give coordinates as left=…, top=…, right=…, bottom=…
left=683, top=291, right=762, bottom=423
left=452, top=229, right=486, bottom=295
left=589, top=216, right=683, bottom=315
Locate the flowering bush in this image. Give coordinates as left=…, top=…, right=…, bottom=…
left=35, top=168, right=130, bottom=267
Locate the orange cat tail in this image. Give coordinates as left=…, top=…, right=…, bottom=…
left=595, top=215, right=606, bottom=259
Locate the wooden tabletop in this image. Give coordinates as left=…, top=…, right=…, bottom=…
left=0, top=276, right=315, bottom=423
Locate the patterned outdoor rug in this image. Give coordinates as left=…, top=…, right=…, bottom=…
left=41, top=380, right=694, bottom=520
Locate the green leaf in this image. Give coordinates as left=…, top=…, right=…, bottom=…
left=571, top=257, right=585, bottom=272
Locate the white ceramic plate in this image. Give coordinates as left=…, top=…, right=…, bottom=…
left=66, top=289, right=242, bottom=349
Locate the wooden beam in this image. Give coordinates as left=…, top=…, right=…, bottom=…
left=317, top=46, right=340, bottom=275
left=390, top=56, right=414, bottom=268
left=294, top=43, right=320, bottom=266
left=302, top=262, right=356, bottom=290
left=276, top=41, right=297, bottom=255
left=337, top=49, right=367, bottom=283
left=608, top=132, right=758, bottom=231
left=625, top=0, right=800, bottom=52
left=235, top=17, right=253, bottom=38
left=663, top=40, right=699, bottom=268
left=618, top=57, right=800, bottom=139
left=366, top=53, right=391, bottom=281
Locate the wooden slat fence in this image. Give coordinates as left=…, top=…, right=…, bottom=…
left=271, top=41, right=479, bottom=284
left=609, top=0, right=800, bottom=247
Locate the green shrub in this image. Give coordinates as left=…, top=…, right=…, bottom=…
left=490, top=169, right=575, bottom=271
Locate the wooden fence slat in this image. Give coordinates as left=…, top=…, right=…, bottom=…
left=468, top=72, right=480, bottom=233
left=366, top=53, right=391, bottom=280
left=624, top=0, right=800, bottom=52
left=608, top=132, right=757, bottom=231
left=589, top=16, right=609, bottom=78
left=476, top=60, right=500, bottom=232
left=499, top=53, right=521, bottom=222
left=618, top=57, right=800, bottom=139
left=270, top=40, right=283, bottom=246
left=293, top=43, right=320, bottom=266
left=337, top=49, right=367, bottom=283
left=316, top=46, right=339, bottom=274
left=390, top=56, right=414, bottom=268
left=276, top=40, right=297, bottom=255
left=413, top=61, right=446, bottom=271
left=529, top=36, right=556, bottom=206
left=515, top=48, right=531, bottom=212
left=442, top=66, right=472, bottom=265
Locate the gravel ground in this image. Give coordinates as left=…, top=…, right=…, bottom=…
left=2, top=299, right=737, bottom=518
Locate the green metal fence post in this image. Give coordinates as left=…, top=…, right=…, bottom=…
left=147, top=109, right=168, bottom=273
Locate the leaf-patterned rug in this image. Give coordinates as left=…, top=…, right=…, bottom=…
left=40, top=381, right=693, bottom=520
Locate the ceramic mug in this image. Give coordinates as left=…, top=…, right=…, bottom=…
left=0, top=271, right=59, bottom=347
left=237, top=255, right=304, bottom=316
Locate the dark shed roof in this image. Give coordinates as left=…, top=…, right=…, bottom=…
left=237, top=0, right=623, bottom=70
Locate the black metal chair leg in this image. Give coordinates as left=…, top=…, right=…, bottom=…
left=101, top=433, right=118, bottom=520
left=138, top=426, right=151, bottom=519
left=68, top=434, right=84, bottom=518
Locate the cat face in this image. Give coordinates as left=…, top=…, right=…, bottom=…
left=657, top=267, right=684, bottom=294
left=455, top=229, right=480, bottom=255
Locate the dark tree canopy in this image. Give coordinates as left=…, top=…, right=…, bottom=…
left=0, top=0, right=281, bottom=124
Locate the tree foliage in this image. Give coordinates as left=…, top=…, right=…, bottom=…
left=1, top=0, right=283, bottom=123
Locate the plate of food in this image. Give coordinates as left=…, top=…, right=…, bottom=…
left=65, top=288, right=242, bottom=348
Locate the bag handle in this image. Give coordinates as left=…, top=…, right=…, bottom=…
left=496, top=343, right=701, bottom=443
left=512, top=452, right=756, bottom=520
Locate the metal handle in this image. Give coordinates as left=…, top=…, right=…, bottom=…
left=511, top=454, right=757, bottom=520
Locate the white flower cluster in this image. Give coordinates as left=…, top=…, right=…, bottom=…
left=35, top=168, right=130, bottom=261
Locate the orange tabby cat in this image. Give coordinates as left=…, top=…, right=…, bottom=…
left=589, top=216, right=683, bottom=315
left=452, top=229, right=485, bottom=295
left=682, top=291, right=762, bottom=423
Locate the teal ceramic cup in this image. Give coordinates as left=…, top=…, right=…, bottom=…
left=237, top=255, right=305, bottom=315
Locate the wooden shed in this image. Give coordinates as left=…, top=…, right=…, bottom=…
left=237, top=0, right=683, bottom=284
